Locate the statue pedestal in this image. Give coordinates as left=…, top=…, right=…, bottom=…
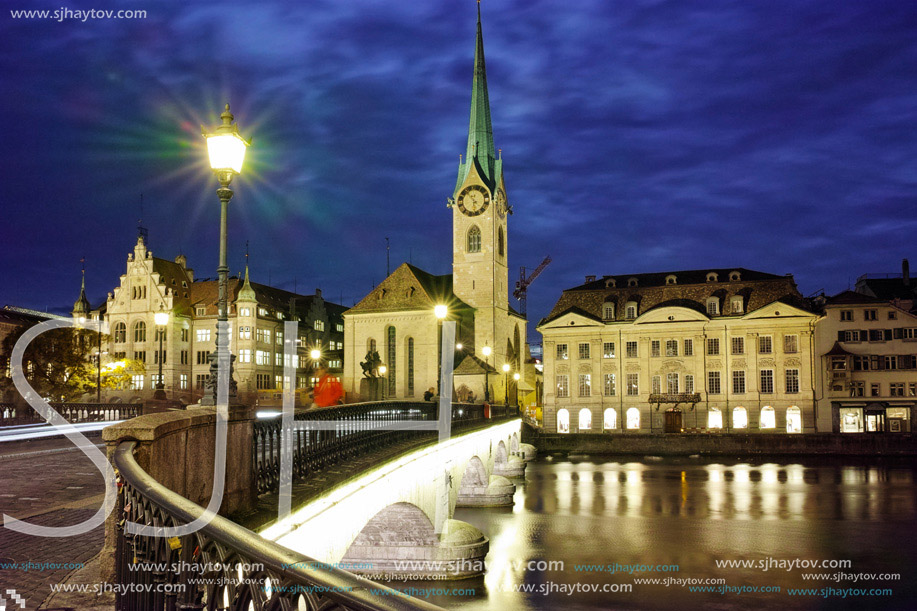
left=359, top=377, right=383, bottom=401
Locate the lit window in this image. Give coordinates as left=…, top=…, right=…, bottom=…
left=626, top=373, right=639, bottom=396
left=665, top=340, right=678, bottom=357
left=667, top=373, right=679, bottom=394
left=238, top=349, right=251, bottom=363
left=239, top=307, right=251, bottom=317
left=708, top=408, right=723, bottom=429
left=652, top=375, right=661, bottom=394
left=786, top=407, right=802, bottom=433
left=603, top=342, right=615, bottom=358
left=557, top=408, right=570, bottom=433
left=578, top=408, right=592, bottom=430
left=130, top=374, right=144, bottom=390
left=760, top=406, right=776, bottom=429
left=239, top=326, right=251, bottom=340
left=626, top=407, right=640, bottom=430
left=196, top=329, right=211, bottom=342
left=179, top=374, right=188, bottom=390
left=556, top=344, right=568, bottom=360
left=731, top=296, right=744, bottom=314
left=684, top=375, right=694, bottom=394
left=603, top=408, right=617, bottom=431
left=706, top=298, right=719, bottom=316
left=733, top=407, right=747, bottom=429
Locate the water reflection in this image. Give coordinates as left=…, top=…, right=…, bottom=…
left=432, top=456, right=917, bottom=610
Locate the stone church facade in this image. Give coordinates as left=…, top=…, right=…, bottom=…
left=343, top=6, right=528, bottom=403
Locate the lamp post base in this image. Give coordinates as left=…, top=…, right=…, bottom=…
left=153, top=388, right=167, bottom=400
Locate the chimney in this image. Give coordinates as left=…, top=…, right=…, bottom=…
left=315, top=288, right=322, bottom=298
left=585, top=275, right=596, bottom=283
left=175, top=254, right=187, bottom=269
left=904, top=259, right=910, bottom=287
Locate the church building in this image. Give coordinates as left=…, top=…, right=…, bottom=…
left=343, top=5, right=528, bottom=403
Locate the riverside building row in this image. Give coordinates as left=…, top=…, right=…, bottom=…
left=537, top=261, right=917, bottom=435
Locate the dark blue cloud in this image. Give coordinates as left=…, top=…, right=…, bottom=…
left=1, top=0, right=916, bottom=339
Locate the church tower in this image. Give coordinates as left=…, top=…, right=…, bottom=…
left=451, top=2, right=510, bottom=355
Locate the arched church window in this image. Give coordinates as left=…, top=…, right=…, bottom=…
left=467, top=226, right=481, bottom=253
left=498, top=227, right=505, bottom=258
left=133, top=321, right=146, bottom=343
left=387, top=326, right=396, bottom=396
left=113, top=322, right=126, bottom=343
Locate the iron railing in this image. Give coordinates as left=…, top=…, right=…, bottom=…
left=253, top=401, right=516, bottom=494
left=114, top=441, right=444, bottom=611
left=0, top=402, right=141, bottom=426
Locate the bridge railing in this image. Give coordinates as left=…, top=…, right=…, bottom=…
left=253, top=401, right=517, bottom=494
left=113, top=439, right=445, bottom=611
left=0, top=401, right=142, bottom=426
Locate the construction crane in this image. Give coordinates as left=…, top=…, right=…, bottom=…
left=513, top=255, right=552, bottom=317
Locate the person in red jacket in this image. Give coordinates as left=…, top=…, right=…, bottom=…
left=312, top=366, right=343, bottom=408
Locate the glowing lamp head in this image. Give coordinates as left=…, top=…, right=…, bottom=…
left=378, top=365, right=387, bottom=375
left=502, top=363, right=510, bottom=373
left=514, top=372, right=521, bottom=381
left=154, top=311, right=169, bottom=326
left=434, top=304, right=448, bottom=320
left=455, top=343, right=463, bottom=351
left=310, top=349, right=321, bottom=360
left=202, top=104, right=250, bottom=174
left=482, top=345, right=492, bottom=357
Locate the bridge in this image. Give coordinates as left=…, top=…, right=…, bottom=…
left=101, top=400, right=535, bottom=610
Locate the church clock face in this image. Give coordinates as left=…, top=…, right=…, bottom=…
left=495, top=188, right=507, bottom=218
left=457, top=184, right=490, bottom=216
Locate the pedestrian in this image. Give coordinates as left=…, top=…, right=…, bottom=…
left=423, top=387, right=435, bottom=402
left=313, top=366, right=343, bottom=408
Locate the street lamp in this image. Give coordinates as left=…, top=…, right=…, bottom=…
left=201, top=104, right=250, bottom=405
left=482, top=345, right=492, bottom=403
left=434, top=304, right=447, bottom=397
left=378, top=364, right=387, bottom=400
left=153, top=308, right=169, bottom=400
left=502, top=363, right=510, bottom=407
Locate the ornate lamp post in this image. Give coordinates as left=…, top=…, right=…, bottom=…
left=153, top=307, right=169, bottom=400
left=482, top=345, right=491, bottom=403
left=502, top=363, right=510, bottom=407
left=513, top=371, right=521, bottom=410
left=201, top=104, right=250, bottom=405
left=434, top=304, right=447, bottom=397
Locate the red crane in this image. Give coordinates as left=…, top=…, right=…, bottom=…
left=513, top=255, right=552, bottom=317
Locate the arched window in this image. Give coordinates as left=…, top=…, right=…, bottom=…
left=406, top=337, right=415, bottom=397
left=760, top=406, right=776, bottom=429
left=386, top=326, right=396, bottom=396
left=706, top=297, right=719, bottom=316
left=625, top=301, right=638, bottom=319
left=786, top=406, right=802, bottom=433
left=578, top=408, right=592, bottom=430
left=498, top=227, right=505, bottom=257
left=113, top=322, right=126, bottom=343
left=467, top=225, right=481, bottom=253
left=603, top=408, right=617, bottom=431
left=557, top=408, right=570, bottom=434
left=733, top=407, right=748, bottom=429
left=133, top=321, right=146, bottom=343
left=626, top=407, right=641, bottom=430
left=708, top=407, right=723, bottom=429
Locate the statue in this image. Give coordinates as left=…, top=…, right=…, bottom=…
left=360, top=350, right=382, bottom=378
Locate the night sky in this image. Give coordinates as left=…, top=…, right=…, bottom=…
left=2, top=0, right=915, bottom=342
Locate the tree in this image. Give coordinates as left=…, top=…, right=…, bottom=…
left=0, top=325, right=124, bottom=402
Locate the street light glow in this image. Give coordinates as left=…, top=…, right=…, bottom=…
left=482, top=345, right=491, bottom=357
left=434, top=304, right=448, bottom=319
left=502, top=363, right=510, bottom=373
left=202, top=105, right=250, bottom=174
left=514, top=372, right=520, bottom=381
left=456, top=343, right=463, bottom=350
left=379, top=365, right=387, bottom=375
left=310, top=349, right=321, bottom=360
left=154, top=311, right=170, bottom=326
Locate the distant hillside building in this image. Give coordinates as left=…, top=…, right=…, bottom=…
left=343, top=6, right=529, bottom=404
left=79, top=235, right=345, bottom=405
left=815, top=259, right=916, bottom=433
left=538, top=269, right=818, bottom=434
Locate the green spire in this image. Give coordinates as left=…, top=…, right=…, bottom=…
left=73, top=267, right=90, bottom=316
left=456, top=1, right=497, bottom=192
left=238, top=264, right=256, bottom=302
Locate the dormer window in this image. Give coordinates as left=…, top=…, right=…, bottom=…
left=627, top=277, right=638, bottom=287
left=602, top=302, right=615, bottom=320
left=706, top=298, right=719, bottom=316
left=729, top=270, right=741, bottom=282
left=730, top=296, right=744, bottom=314
left=706, top=272, right=719, bottom=283
left=625, top=301, right=638, bottom=319
left=605, top=278, right=616, bottom=288
left=665, top=275, right=677, bottom=285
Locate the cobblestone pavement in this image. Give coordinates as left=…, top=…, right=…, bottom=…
left=0, top=434, right=108, bottom=609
